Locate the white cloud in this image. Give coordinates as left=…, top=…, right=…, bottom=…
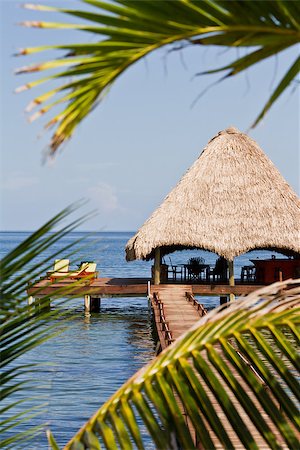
left=87, top=182, right=119, bottom=213
left=1, top=172, right=39, bottom=191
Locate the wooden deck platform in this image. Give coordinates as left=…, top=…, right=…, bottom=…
left=27, top=277, right=151, bottom=298
left=27, top=277, right=263, bottom=299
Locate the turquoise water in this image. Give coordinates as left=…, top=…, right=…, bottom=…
left=1, top=231, right=282, bottom=448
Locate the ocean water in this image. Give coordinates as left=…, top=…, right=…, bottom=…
left=1, top=231, right=282, bottom=448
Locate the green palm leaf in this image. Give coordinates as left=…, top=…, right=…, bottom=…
left=17, top=0, right=300, bottom=154
left=54, top=279, right=300, bottom=450
left=0, top=204, right=90, bottom=448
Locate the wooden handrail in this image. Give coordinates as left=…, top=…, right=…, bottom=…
left=152, top=291, right=174, bottom=346
left=185, top=292, right=207, bottom=316
left=184, top=293, right=270, bottom=400
left=153, top=291, right=160, bottom=303
left=184, top=292, right=270, bottom=397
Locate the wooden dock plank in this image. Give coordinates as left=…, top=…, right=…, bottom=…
left=150, top=285, right=293, bottom=449
left=27, top=278, right=264, bottom=298
left=150, top=285, right=201, bottom=346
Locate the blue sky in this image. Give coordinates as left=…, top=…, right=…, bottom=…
left=1, top=0, right=299, bottom=231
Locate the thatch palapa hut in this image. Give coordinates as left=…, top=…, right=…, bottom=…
left=126, top=127, right=300, bottom=287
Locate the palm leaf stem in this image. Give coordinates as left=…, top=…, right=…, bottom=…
left=18, top=1, right=300, bottom=152
left=252, top=55, right=300, bottom=127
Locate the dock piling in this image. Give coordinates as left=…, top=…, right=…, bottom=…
left=84, top=295, right=101, bottom=312
left=84, top=295, right=91, bottom=312
left=28, top=296, right=35, bottom=305
left=36, top=298, right=51, bottom=312
left=91, top=297, right=101, bottom=312
left=220, top=296, right=228, bottom=306
left=28, top=296, right=50, bottom=312
left=228, top=260, right=235, bottom=302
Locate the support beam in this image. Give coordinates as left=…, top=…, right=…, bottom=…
left=35, top=298, right=51, bottom=312
left=28, top=296, right=35, bottom=305
left=154, top=248, right=161, bottom=285
left=84, top=295, right=91, bottom=312
left=90, top=297, right=101, bottom=312
left=220, top=296, right=228, bottom=306
left=85, top=296, right=101, bottom=312
left=155, top=341, right=162, bottom=356
left=228, top=259, right=235, bottom=302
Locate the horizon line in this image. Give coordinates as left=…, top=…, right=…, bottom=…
left=0, top=230, right=137, bottom=234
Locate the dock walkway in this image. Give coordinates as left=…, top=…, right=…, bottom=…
left=150, top=285, right=205, bottom=351
left=149, top=285, right=291, bottom=449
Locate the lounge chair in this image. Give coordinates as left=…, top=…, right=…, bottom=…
left=69, top=262, right=98, bottom=280
left=47, top=259, right=70, bottom=279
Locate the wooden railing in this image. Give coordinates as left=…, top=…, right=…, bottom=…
left=185, top=292, right=207, bottom=316
left=153, top=292, right=174, bottom=346
left=184, top=293, right=270, bottom=397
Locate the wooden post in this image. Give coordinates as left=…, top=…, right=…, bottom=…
left=154, top=248, right=161, bottom=285
left=155, top=341, right=162, bottom=356
left=28, top=296, right=35, bottom=305
left=220, top=296, right=228, bottom=306
left=90, top=297, right=101, bottom=312
left=228, top=259, right=235, bottom=302
left=147, top=281, right=151, bottom=312
left=84, top=295, right=91, bottom=312
left=35, top=298, right=51, bottom=312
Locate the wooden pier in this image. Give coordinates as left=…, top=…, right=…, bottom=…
left=150, top=285, right=207, bottom=352
left=26, top=276, right=296, bottom=447
left=27, top=277, right=263, bottom=312
left=149, top=285, right=292, bottom=448
left=27, top=277, right=150, bottom=298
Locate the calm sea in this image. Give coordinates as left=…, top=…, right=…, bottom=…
left=1, top=231, right=281, bottom=449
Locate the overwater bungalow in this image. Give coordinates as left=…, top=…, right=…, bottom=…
left=126, top=127, right=300, bottom=289
left=28, top=128, right=300, bottom=310
left=24, top=129, right=300, bottom=450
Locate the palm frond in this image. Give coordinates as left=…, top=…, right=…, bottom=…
left=0, top=204, right=91, bottom=448
left=17, top=0, right=300, bottom=154
left=60, top=279, right=300, bottom=450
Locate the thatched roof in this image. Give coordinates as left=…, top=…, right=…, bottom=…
left=126, top=127, right=300, bottom=261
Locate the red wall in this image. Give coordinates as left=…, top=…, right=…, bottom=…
left=251, top=259, right=300, bottom=284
